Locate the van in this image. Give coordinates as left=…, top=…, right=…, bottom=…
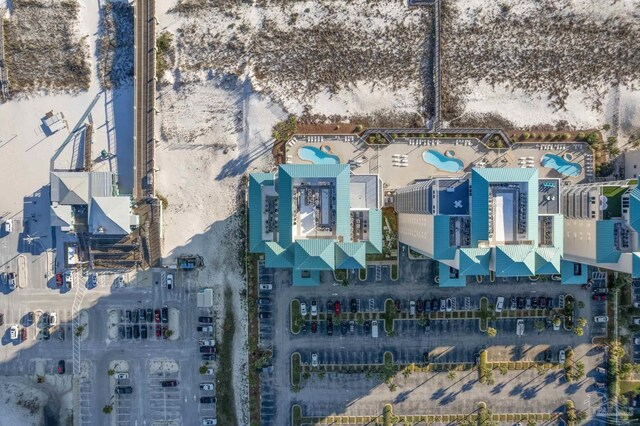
left=496, top=297, right=504, bottom=313
left=371, top=320, right=379, bottom=338
left=409, top=301, right=416, bottom=317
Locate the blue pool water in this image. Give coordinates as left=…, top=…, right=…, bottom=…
left=541, top=154, right=582, bottom=177
left=422, top=150, right=464, bottom=173
left=298, top=146, right=340, bottom=165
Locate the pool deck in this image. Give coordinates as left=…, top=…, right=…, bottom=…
left=286, top=135, right=593, bottom=190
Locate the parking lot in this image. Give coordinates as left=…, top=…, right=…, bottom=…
left=265, top=250, right=603, bottom=425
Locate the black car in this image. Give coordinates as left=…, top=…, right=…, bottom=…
left=125, top=310, right=132, bottom=322
left=341, top=321, right=348, bottom=335
left=539, top=297, right=547, bottom=309
left=532, top=298, right=538, bottom=309
left=199, top=316, right=213, bottom=323
left=118, top=325, right=125, bottom=339
left=350, top=298, right=358, bottom=313
left=146, top=308, right=153, bottom=323
left=42, top=329, right=50, bottom=340
left=200, top=346, right=216, bottom=353
left=200, top=396, right=216, bottom=404
left=546, top=297, right=553, bottom=309
left=257, top=298, right=271, bottom=305
left=517, top=297, right=525, bottom=310
left=161, top=380, right=178, bottom=387
left=364, top=320, right=371, bottom=334
left=133, top=325, right=140, bottom=339
left=326, top=317, right=333, bottom=336
left=132, top=309, right=139, bottom=323
left=544, top=349, right=552, bottom=362
left=141, top=325, right=148, bottom=339
left=125, top=326, right=132, bottom=339
left=115, top=386, right=133, bottom=394
left=57, top=360, right=65, bottom=374
left=431, top=299, right=439, bottom=311
left=424, top=318, right=431, bottom=332
left=510, top=297, right=517, bottom=310
left=327, top=300, right=334, bottom=313
left=202, top=354, right=216, bottom=361
left=424, top=300, right=431, bottom=313
left=416, top=299, right=424, bottom=314
left=139, top=309, right=146, bottom=322
left=161, top=307, right=169, bottom=323
left=545, top=317, right=552, bottom=329
left=422, top=351, right=429, bottom=363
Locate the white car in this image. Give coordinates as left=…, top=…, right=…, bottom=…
left=204, top=368, right=214, bottom=375
left=259, top=284, right=272, bottom=291
left=594, top=315, right=609, bottom=323
left=516, top=319, right=524, bottom=336
left=115, top=373, right=129, bottom=380
left=64, top=271, right=73, bottom=289
left=202, top=419, right=217, bottom=426
left=4, top=220, right=12, bottom=233
left=49, top=312, right=58, bottom=326
left=200, top=383, right=214, bottom=391
left=166, top=273, right=174, bottom=289
left=310, top=300, right=318, bottom=316
left=198, top=340, right=215, bottom=347
left=9, top=326, right=18, bottom=340
left=495, top=297, right=504, bottom=313
left=300, top=302, right=308, bottom=316
left=311, top=353, right=318, bottom=367
left=558, top=350, right=566, bottom=364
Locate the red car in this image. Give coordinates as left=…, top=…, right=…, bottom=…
left=55, top=274, right=63, bottom=287
left=19, top=328, right=26, bottom=342
left=154, top=309, right=161, bottom=323
left=311, top=321, right=318, bottom=333
left=334, top=301, right=341, bottom=316
left=155, top=325, right=162, bottom=337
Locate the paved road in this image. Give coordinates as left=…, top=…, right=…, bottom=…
left=266, top=249, right=599, bottom=425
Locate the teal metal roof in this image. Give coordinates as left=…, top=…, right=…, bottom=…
left=458, top=247, right=490, bottom=276
left=629, top=187, right=640, bottom=233
left=494, top=245, right=536, bottom=277
left=294, top=239, right=335, bottom=270
left=292, top=269, right=320, bottom=286
left=561, top=260, right=587, bottom=285
left=595, top=220, right=621, bottom=263
left=633, top=253, right=640, bottom=279
left=535, top=247, right=561, bottom=275
left=438, top=262, right=466, bottom=287
left=470, top=168, right=539, bottom=246
left=264, top=242, right=293, bottom=268
left=433, top=215, right=456, bottom=260
left=278, top=164, right=351, bottom=245
left=365, top=209, right=383, bottom=253
left=335, top=242, right=367, bottom=270
left=248, top=173, right=275, bottom=253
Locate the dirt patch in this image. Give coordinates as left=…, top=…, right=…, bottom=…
left=3, top=0, right=90, bottom=95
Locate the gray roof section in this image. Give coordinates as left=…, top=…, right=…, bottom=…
left=88, top=196, right=131, bottom=235
left=50, top=171, right=112, bottom=205
left=350, top=174, right=380, bottom=209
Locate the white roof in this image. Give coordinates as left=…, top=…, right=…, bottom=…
left=88, top=196, right=132, bottom=235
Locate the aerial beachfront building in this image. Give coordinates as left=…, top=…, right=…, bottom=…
left=248, top=164, right=383, bottom=285
left=561, top=178, right=640, bottom=281
left=395, top=168, right=565, bottom=286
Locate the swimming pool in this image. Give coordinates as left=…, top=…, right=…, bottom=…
left=422, top=149, right=464, bottom=173
left=541, top=153, right=582, bottom=177
left=298, top=146, right=340, bottom=165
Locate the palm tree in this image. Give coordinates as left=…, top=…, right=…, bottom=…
left=102, top=404, right=113, bottom=414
